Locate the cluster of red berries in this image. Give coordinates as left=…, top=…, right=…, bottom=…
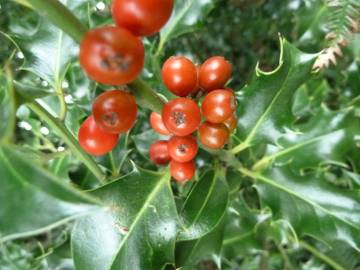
left=149, top=56, right=237, bottom=183
left=78, top=0, right=173, bottom=156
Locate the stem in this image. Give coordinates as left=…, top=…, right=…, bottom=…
left=231, top=141, right=250, bottom=155
left=24, top=0, right=87, bottom=43
left=297, top=240, right=345, bottom=270
left=27, top=101, right=106, bottom=183
left=109, top=151, right=117, bottom=176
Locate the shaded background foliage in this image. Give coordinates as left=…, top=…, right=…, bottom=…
left=0, top=0, right=359, bottom=269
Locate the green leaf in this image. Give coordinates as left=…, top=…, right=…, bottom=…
left=253, top=107, right=359, bottom=171
left=242, top=165, right=360, bottom=254
left=0, top=69, right=17, bottom=143
left=233, top=38, right=318, bottom=152
left=178, top=169, right=229, bottom=241
left=0, top=146, right=99, bottom=241
left=222, top=193, right=271, bottom=258
left=156, top=0, right=217, bottom=55
left=175, top=216, right=225, bottom=269
left=72, top=169, right=178, bottom=270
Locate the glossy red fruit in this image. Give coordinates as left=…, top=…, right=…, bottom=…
left=150, top=112, right=170, bottom=135
left=224, top=114, right=238, bottom=132
left=112, top=0, right=173, bottom=36
left=199, top=56, right=232, bottom=91
left=162, top=56, right=197, bottom=97
left=149, top=140, right=171, bottom=165
left=168, top=135, right=198, bottom=162
left=80, top=26, right=144, bottom=85
left=170, top=160, right=195, bottom=182
left=198, top=122, right=230, bottom=149
left=162, top=98, right=201, bottom=136
left=93, top=90, right=137, bottom=134
left=201, top=89, right=236, bottom=123
left=78, top=115, right=119, bottom=156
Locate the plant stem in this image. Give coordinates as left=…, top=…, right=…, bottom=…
left=297, top=240, right=345, bottom=270
left=27, top=101, right=106, bottom=183
left=24, top=0, right=87, bottom=44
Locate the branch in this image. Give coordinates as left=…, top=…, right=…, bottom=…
left=27, top=101, right=106, bottom=183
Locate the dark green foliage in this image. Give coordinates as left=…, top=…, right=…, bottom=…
left=0, top=0, right=359, bottom=269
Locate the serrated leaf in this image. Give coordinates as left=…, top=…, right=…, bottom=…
left=156, top=0, right=217, bottom=54
left=178, top=169, right=229, bottom=241
left=222, top=193, right=271, bottom=258
left=254, top=107, right=359, bottom=171
left=71, top=169, right=178, bottom=270
left=235, top=38, right=318, bottom=149
left=242, top=165, right=360, bottom=255
left=0, top=146, right=99, bottom=241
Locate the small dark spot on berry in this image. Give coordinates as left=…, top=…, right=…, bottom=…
left=171, top=111, right=186, bottom=126
left=102, top=112, right=118, bottom=126
left=178, top=144, right=188, bottom=154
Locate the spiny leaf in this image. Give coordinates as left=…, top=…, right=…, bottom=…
left=0, top=146, right=99, bottom=242
left=242, top=166, right=360, bottom=256
left=233, top=38, right=318, bottom=152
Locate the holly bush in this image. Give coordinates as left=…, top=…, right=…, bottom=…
left=1, top=0, right=360, bottom=269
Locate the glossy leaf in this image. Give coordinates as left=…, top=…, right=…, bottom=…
left=176, top=216, right=225, bottom=269
left=245, top=166, right=360, bottom=254
left=254, top=107, right=360, bottom=171
left=0, top=69, right=16, bottom=143
left=72, top=169, right=178, bottom=270
left=178, top=169, right=229, bottom=241
left=0, top=146, right=99, bottom=241
left=157, top=0, right=217, bottom=54
left=235, top=38, right=318, bottom=148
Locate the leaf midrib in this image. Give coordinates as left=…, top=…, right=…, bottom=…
left=182, top=171, right=218, bottom=229
left=240, top=168, right=360, bottom=231
left=254, top=129, right=346, bottom=169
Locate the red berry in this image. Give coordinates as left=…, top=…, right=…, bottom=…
left=78, top=115, right=119, bottom=156
left=80, top=26, right=144, bottom=85
left=170, top=160, right=195, bottom=182
left=92, top=90, right=137, bottom=134
left=168, top=135, right=198, bottom=162
left=112, top=0, right=173, bottom=36
left=198, top=122, right=230, bottom=149
left=199, top=56, right=232, bottom=91
left=149, top=140, right=171, bottom=165
left=162, top=98, right=201, bottom=136
left=162, top=56, right=197, bottom=97
left=201, top=89, right=236, bottom=123
left=150, top=112, right=170, bottom=135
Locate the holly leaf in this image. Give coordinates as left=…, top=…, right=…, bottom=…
left=71, top=169, right=178, bottom=270
left=242, top=165, right=360, bottom=254
left=178, top=169, right=229, bottom=241
left=222, top=193, right=272, bottom=258
left=253, top=107, right=360, bottom=171
left=0, top=69, right=17, bottom=143
left=235, top=38, right=318, bottom=149
left=0, top=146, right=99, bottom=241
left=156, top=0, right=217, bottom=54
left=175, top=217, right=225, bottom=269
